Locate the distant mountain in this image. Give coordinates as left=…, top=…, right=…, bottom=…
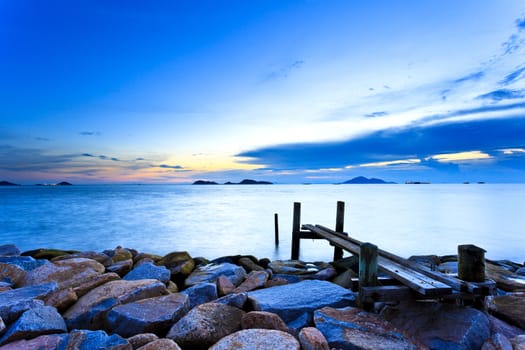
left=193, top=180, right=219, bottom=185
left=341, top=176, right=394, bottom=184
left=56, top=181, right=73, bottom=186
left=0, top=181, right=19, bottom=186
left=225, top=179, right=273, bottom=185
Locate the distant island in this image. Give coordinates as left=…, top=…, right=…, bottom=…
left=340, top=176, right=395, bottom=184
left=0, top=180, right=20, bottom=186
left=193, top=179, right=273, bottom=185
left=35, top=181, right=73, bottom=186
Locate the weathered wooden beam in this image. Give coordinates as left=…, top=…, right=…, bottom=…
left=333, top=201, right=345, bottom=261
left=458, top=244, right=486, bottom=282
left=360, top=285, right=413, bottom=302
left=291, top=202, right=301, bottom=260
left=359, top=243, right=378, bottom=310
left=274, top=213, right=279, bottom=246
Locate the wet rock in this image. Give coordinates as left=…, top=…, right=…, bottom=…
left=110, top=248, right=134, bottom=263
left=247, top=279, right=356, bottom=324
left=181, top=283, right=217, bottom=309
left=157, top=251, right=195, bottom=277
left=215, top=293, right=248, bottom=309
left=486, top=262, right=525, bottom=292
left=0, top=245, right=19, bottom=257
left=332, top=256, right=360, bottom=272
left=487, top=293, right=525, bottom=329
left=313, top=267, right=337, bottom=280
left=332, top=269, right=357, bottom=289
left=241, top=311, right=289, bottom=332
left=124, top=262, right=170, bottom=284
left=268, top=260, right=319, bottom=275
left=64, top=279, right=167, bottom=330
left=315, top=306, right=423, bottom=350
left=127, top=333, right=158, bottom=348
left=233, top=271, right=268, bottom=293
left=0, top=283, right=57, bottom=324
left=44, top=287, right=78, bottom=312
left=21, top=248, right=78, bottom=260
left=73, top=272, right=121, bottom=297
left=166, top=302, right=245, bottom=349
left=107, top=259, right=134, bottom=277
left=185, top=263, right=246, bottom=288
left=217, top=275, right=235, bottom=296
left=511, top=335, right=525, bottom=350
left=21, top=258, right=105, bottom=290
left=381, top=300, right=490, bottom=350
left=264, top=276, right=289, bottom=288
left=238, top=257, right=265, bottom=272
left=0, top=263, right=26, bottom=287
left=0, top=256, right=48, bottom=271
left=0, top=334, right=68, bottom=350
left=298, top=327, right=330, bottom=350
left=51, top=251, right=113, bottom=267
left=65, top=329, right=131, bottom=349
left=133, top=252, right=162, bottom=264
left=0, top=305, right=66, bottom=345
left=136, top=338, right=181, bottom=350
left=106, top=293, right=190, bottom=337
left=209, top=329, right=300, bottom=350
left=481, top=333, right=513, bottom=350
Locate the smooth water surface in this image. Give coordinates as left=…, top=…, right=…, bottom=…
left=1, top=184, right=524, bottom=262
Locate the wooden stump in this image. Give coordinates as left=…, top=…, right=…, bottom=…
left=291, top=202, right=301, bottom=260
left=458, top=244, right=486, bottom=282
left=359, top=242, right=378, bottom=310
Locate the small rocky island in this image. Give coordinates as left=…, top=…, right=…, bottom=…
left=0, top=181, right=20, bottom=186
left=340, top=176, right=395, bottom=184
left=193, top=179, right=273, bottom=185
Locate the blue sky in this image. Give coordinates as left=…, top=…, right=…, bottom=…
left=1, top=1, right=525, bottom=184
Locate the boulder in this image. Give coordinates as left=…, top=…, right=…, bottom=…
left=21, top=258, right=105, bottom=290
left=313, top=267, right=338, bottom=280
left=73, top=272, right=121, bottom=297
left=314, top=306, right=423, bottom=350
left=486, top=262, right=525, bottom=292
left=107, top=259, right=134, bottom=277
left=488, top=314, right=525, bottom=340
left=268, top=260, right=320, bottom=275
left=166, top=302, right=245, bottom=349
left=181, top=283, right=218, bottom=309
left=247, top=280, right=356, bottom=324
left=0, top=305, right=66, bottom=345
left=110, top=248, right=134, bottom=263
left=238, top=257, right=265, bottom=272
left=185, top=263, right=246, bottom=288
left=215, top=293, right=248, bottom=309
left=381, top=301, right=490, bottom=350
left=511, top=335, right=525, bottom=350
left=127, top=333, right=158, bottom=348
left=264, top=277, right=289, bottom=288
left=44, top=287, right=78, bottom=312
left=0, top=334, right=68, bottom=350
left=65, top=329, right=131, bottom=349
left=481, top=333, right=513, bottom=350
left=217, top=275, right=235, bottom=296
left=332, top=269, right=357, bottom=289
left=241, top=311, right=289, bottom=332
left=21, top=248, right=78, bottom=260
left=487, top=294, right=525, bottom=329
left=136, top=338, right=181, bottom=350
left=0, top=283, right=57, bottom=324
left=233, top=271, right=268, bottom=293
left=0, top=263, right=26, bottom=287
left=0, top=257, right=48, bottom=271
left=209, top=329, right=300, bottom=350
left=63, top=279, right=167, bottom=330
left=0, top=245, right=20, bottom=257
left=133, top=252, right=162, bottom=264
left=106, top=293, right=190, bottom=337
left=123, top=262, right=170, bottom=284
left=51, top=251, right=113, bottom=266
left=298, top=327, right=330, bottom=350
left=157, top=251, right=195, bottom=277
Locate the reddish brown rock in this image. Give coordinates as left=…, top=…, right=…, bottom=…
left=73, top=272, right=121, bottom=297
left=0, top=334, right=68, bottom=350
left=127, top=333, right=158, bottom=349
left=241, top=311, right=289, bottom=332
left=217, top=275, right=235, bottom=296
left=137, top=338, right=181, bottom=350
left=0, top=263, right=26, bottom=287
left=44, top=287, right=78, bottom=312
left=51, top=251, right=113, bottom=267
left=233, top=271, right=268, bottom=293
left=107, top=260, right=134, bottom=277
left=488, top=293, right=525, bottom=330
left=264, top=277, right=289, bottom=288
left=209, top=329, right=300, bottom=350
left=299, top=327, right=330, bottom=350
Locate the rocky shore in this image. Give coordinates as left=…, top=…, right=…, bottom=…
left=0, top=243, right=523, bottom=349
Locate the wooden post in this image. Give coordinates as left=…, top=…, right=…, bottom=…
left=291, top=202, right=301, bottom=260
left=274, top=213, right=279, bottom=246
left=359, top=242, right=378, bottom=310
left=333, top=201, right=345, bottom=261
left=458, top=244, right=486, bottom=282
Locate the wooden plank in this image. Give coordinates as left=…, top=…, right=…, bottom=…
left=314, top=224, right=479, bottom=294
left=291, top=202, right=301, bottom=260
left=333, top=201, right=345, bottom=261
left=303, top=225, right=452, bottom=296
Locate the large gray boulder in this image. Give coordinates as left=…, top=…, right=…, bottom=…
left=247, top=280, right=356, bottom=325
left=0, top=283, right=57, bottom=324
left=314, top=306, right=423, bottom=350
left=181, top=283, right=218, bottom=308
left=106, top=293, right=190, bottom=337
left=381, top=301, right=490, bottom=350
left=64, top=329, right=131, bottom=349
left=123, top=262, right=170, bottom=284
left=63, top=279, right=167, bottom=330
left=167, top=302, right=245, bottom=349
left=209, top=329, right=300, bottom=350
left=185, top=263, right=246, bottom=287
left=0, top=306, right=66, bottom=345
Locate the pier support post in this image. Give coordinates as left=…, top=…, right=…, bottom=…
left=333, top=201, right=345, bottom=261
left=458, top=244, right=486, bottom=282
left=274, top=213, right=279, bottom=246
left=291, top=202, right=301, bottom=260
left=359, top=242, right=378, bottom=310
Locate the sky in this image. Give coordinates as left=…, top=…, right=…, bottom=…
left=1, top=0, right=525, bottom=184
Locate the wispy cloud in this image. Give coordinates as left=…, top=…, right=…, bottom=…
left=35, top=137, right=50, bottom=141
left=477, top=89, right=525, bottom=102
left=158, top=164, right=184, bottom=169
left=79, top=131, right=101, bottom=136
left=263, top=60, right=304, bottom=81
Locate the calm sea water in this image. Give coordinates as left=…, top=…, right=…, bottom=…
left=0, top=184, right=523, bottom=262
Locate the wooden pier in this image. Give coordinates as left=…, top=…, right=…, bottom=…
left=290, top=201, right=495, bottom=306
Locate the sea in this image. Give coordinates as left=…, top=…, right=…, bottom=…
left=1, top=184, right=524, bottom=263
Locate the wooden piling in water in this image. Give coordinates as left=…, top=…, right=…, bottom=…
left=359, top=242, right=378, bottom=310
left=274, top=213, right=279, bottom=246
left=291, top=202, right=301, bottom=260
left=333, top=201, right=345, bottom=261
left=458, top=244, right=486, bottom=282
